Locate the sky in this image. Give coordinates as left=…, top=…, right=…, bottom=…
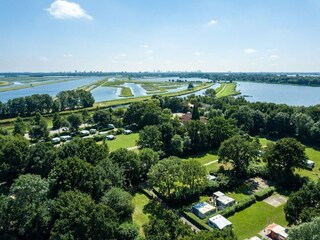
left=1, top=0, right=320, bottom=72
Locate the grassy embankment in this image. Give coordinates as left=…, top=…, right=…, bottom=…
left=215, top=82, right=241, bottom=98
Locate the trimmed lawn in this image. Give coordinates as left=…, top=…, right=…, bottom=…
left=132, top=192, right=150, bottom=236
left=106, top=133, right=139, bottom=151
left=228, top=201, right=287, bottom=240
left=182, top=152, right=225, bottom=173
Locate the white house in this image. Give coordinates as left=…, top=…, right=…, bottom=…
left=208, top=214, right=232, bottom=230
left=192, top=202, right=216, bottom=219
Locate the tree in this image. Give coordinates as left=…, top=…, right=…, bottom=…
left=13, top=116, right=26, bottom=136
left=139, top=148, right=160, bottom=177
left=181, top=160, right=207, bottom=195
left=0, top=136, right=29, bottom=183
left=148, top=157, right=182, bottom=197
left=6, top=174, right=50, bottom=239
left=137, top=125, right=163, bottom=151
left=207, top=117, right=238, bottom=149
left=288, top=217, right=320, bottom=240
left=101, top=187, right=134, bottom=219
left=187, top=83, right=194, bottom=90
left=186, top=120, right=208, bottom=153
left=311, top=121, right=320, bottom=144
left=93, top=110, right=113, bottom=128
left=230, top=106, right=254, bottom=133
left=29, top=113, right=49, bottom=140
left=27, top=142, right=58, bottom=177
left=109, top=148, right=141, bottom=185
left=284, top=181, right=320, bottom=225
left=50, top=190, right=119, bottom=240
left=264, top=138, right=306, bottom=181
left=272, top=112, right=295, bottom=137
left=182, top=229, right=237, bottom=240
left=144, top=201, right=192, bottom=240
left=67, top=113, right=82, bottom=131
left=58, top=138, right=109, bottom=165
left=191, top=103, right=200, bottom=120
left=48, top=157, right=95, bottom=197
left=52, top=112, right=62, bottom=130
left=117, top=222, right=139, bottom=240
left=218, top=135, right=260, bottom=177
left=291, top=113, right=314, bottom=142
left=170, top=134, right=184, bottom=156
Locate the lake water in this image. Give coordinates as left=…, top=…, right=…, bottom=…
left=0, top=77, right=103, bottom=102
left=236, top=81, right=320, bottom=106
left=132, top=77, right=212, bottom=82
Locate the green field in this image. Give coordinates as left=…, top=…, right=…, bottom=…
left=0, top=81, right=11, bottom=87
left=216, top=83, right=241, bottom=98
left=132, top=192, right=150, bottom=236
left=228, top=201, right=287, bottom=240
left=106, top=133, right=139, bottom=151
left=119, top=87, right=134, bottom=97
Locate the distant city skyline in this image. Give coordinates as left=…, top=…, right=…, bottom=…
left=1, top=0, right=320, bottom=72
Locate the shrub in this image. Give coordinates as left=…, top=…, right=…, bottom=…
left=93, top=134, right=106, bottom=142
left=254, top=187, right=275, bottom=200
left=222, top=195, right=256, bottom=217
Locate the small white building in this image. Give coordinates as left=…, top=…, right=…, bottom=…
left=208, top=214, right=232, bottom=230
left=192, top=202, right=216, bottom=219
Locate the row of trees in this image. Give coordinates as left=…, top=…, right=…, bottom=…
left=0, top=89, right=94, bottom=118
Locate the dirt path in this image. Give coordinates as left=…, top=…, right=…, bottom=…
left=203, top=160, right=218, bottom=166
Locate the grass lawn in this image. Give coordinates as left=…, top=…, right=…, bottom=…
left=132, top=192, right=150, bottom=236
left=228, top=201, right=287, bottom=240
left=106, top=133, right=139, bottom=151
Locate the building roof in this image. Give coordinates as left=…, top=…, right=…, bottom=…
left=213, top=191, right=225, bottom=197
left=217, top=195, right=235, bottom=205
left=193, top=202, right=215, bottom=215
left=267, top=223, right=288, bottom=239
left=208, top=214, right=232, bottom=230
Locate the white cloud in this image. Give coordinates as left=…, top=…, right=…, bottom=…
left=119, top=53, right=127, bottom=57
left=194, top=51, right=205, bottom=56
left=270, top=55, right=279, bottom=60
left=146, top=49, right=153, bottom=54
left=244, top=48, right=257, bottom=54
left=208, top=19, right=218, bottom=25
left=140, top=44, right=150, bottom=49
left=46, top=0, right=92, bottom=20
left=63, top=53, right=73, bottom=58
left=40, top=56, right=48, bottom=62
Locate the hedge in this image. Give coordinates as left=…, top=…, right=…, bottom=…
left=254, top=187, right=275, bottom=201
left=221, top=195, right=256, bottom=218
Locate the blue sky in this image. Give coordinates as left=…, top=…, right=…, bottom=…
left=1, top=0, right=320, bottom=72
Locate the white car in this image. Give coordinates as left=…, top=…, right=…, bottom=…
left=124, top=129, right=132, bottom=135
left=51, top=137, right=61, bottom=144
left=106, top=135, right=116, bottom=140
